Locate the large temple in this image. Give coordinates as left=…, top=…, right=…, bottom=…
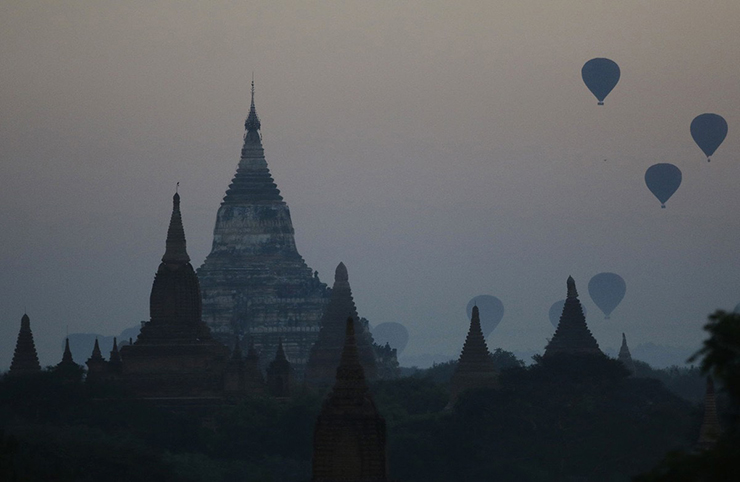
left=544, top=276, right=603, bottom=357
left=197, top=82, right=329, bottom=375
left=311, top=318, right=393, bottom=482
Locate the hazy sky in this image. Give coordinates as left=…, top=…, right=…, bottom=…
left=2, top=1, right=740, bottom=369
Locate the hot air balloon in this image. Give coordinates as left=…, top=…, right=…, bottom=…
left=371, top=322, right=410, bottom=354
left=582, top=58, right=620, bottom=105
left=548, top=299, right=587, bottom=328
left=645, top=163, right=682, bottom=208
left=691, top=113, right=728, bottom=162
left=588, top=273, right=626, bottom=319
left=465, top=295, right=504, bottom=337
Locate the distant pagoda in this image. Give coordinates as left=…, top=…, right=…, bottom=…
left=617, top=333, right=635, bottom=374
left=119, top=192, right=230, bottom=398
left=544, top=276, right=603, bottom=357
left=448, top=305, right=498, bottom=407
left=311, top=318, right=392, bottom=482
left=305, top=262, right=378, bottom=388
left=696, top=376, right=722, bottom=451
left=197, top=82, right=329, bottom=375
left=8, top=314, right=42, bottom=375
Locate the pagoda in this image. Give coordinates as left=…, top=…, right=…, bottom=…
left=119, top=192, right=230, bottom=398
left=8, top=314, right=41, bottom=375
left=311, top=318, right=392, bottom=482
left=53, top=338, right=83, bottom=380
left=617, top=333, right=635, bottom=374
left=448, top=305, right=498, bottom=407
left=544, top=277, right=603, bottom=357
left=197, top=82, right=329, bottom=375
left=305, top=262, right=378, bottom=388
left=696, top=377, right=722, bottom=451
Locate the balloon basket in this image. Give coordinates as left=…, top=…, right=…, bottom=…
left=661, top=204, right=666, bottom=209
left=597, top=101, right=604, bottom=106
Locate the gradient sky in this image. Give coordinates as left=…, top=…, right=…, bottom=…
left=2, top=1, right=739, bottom=369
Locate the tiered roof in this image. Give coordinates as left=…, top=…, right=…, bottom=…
left=305, top=263, right=377, bottom=387
left=544, top=277, right=603, bottom=357
left=617, top=333, right=635, bottom=374
left=9, top=314, right=41, bottom=375
left=448, top=305, right=498, bottom=406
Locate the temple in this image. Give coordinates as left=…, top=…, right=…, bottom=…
left=544, top=277, right=603, bottom=357
left=311, top=318, right=392, bottom=482
left=448, top=305, right=498, bottom=407
left=8, top=314, right=42, bottom=375
left=197, top=82, right=329, bottom=375
left=118, top=192, right=231, bottom=398
left=305, top=262, right=378, bottom=388
left=617, top=333, right=635, bottom=374
left=696, top=377, right=721, bottom=451
left=54, top=338, right=83, bottom=380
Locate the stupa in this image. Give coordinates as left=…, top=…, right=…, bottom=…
left=544, top=276, right=603, bottom=357
left=8, top=314, right=42, bottom=375
left=197, top=82, right=329, bottom=375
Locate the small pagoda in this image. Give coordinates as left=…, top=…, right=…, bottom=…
left=305, top=262, right=377, bottom=389
left=448, top=305, right=498, bottom=407
left=617, top=333, right=635, bottom=374
left=9, top=314, right=42, bottom=376
left=311, top=318, right=392, bottom=482
left=544, top=276, right=603, bottom=357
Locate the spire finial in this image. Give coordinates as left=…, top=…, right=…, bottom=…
left=244, top=76, right=261, bottom=138
left=566, top=276, right=578, bottom=299
left=162, top=191, right=190, bottom=264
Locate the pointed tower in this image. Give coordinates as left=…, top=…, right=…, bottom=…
left=696, top=377, right=722, bottom=451
left=9, top=314, right=41, bottom=375
left=197, top=82, right=329, bottom=376
left=119, top=192, right=230, bottom=398
left=544, top=277, right=603, bottom=357
left=448, top=306, right=498, bottom=407
left=305, top=263, right=378, bottom=388
left=108, top=338, right=123, bottom=374
left=54, top=338, right=83, bottom=380
left=267, top=338, right=293, bottom=397
left=312, top=318, right=391, bottom=482
left=617, top=333, right=635, bottom=374
left=86, top=339, right=108, bottom=381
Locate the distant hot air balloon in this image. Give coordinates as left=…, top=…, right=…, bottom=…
left=548, top=299, right=587, bottom=328
left=466, top=295, right=504, bottom=337
left=691, top=113, right=728, bottom=162
left=645, top=163, right=682, bottom=208
left=588, top=273, right=626, bottom=319
left=371, top=322, right=410, bottom=354
left=582, top=58, right=621, bottom=105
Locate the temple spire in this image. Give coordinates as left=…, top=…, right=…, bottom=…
left=162, top=192, right=190, bottom=264
left=618, top=333, right=635, bottom=374
left=567, top=275, right=578, bottom=298
left=9, top=314, right=42, bottom=375
left=544, top=276, right=603, bottom=357
left=448, top=306, right=498, bottom=407
left=243, top=77, right=262, bottom=143
left=61, top=338, right=74, bottom=364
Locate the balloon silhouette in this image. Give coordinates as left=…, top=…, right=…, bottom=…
left=582, top=58, right=620, bottom=105
left=372, top=322, right=410, bottom=354
left=549, top=299, right=587, bottom=328
left=691, top=113, right=728, bottom=162
left=466, top=295, right=504, bottom=337
left=645, top=163, right=682, bottom=208
left=588, top=273, right=626, bottom=319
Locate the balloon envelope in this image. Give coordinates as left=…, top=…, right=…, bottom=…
left=371, top=322, right=409, bottom=354
left=691, top=113, right=728, bottom=161
left=549, top=299, right=587, bottom=328
left=582, top=58, right=620, bottom=105
left=645, top=163, right=682, bottom=208
left=466, top=295, right=504, bottom=337
left=588, top=273, right=626, bottom=319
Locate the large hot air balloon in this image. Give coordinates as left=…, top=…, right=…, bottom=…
left=548, top=299, right=587, bottom=328
left=582, top=58, right=620, bottom=105
left=466, top=295, right=504, bottom=337
left=645, top=163, right=682, bottom=208
left=371, top=322, right=410, bottom=354
left=691, top=113, right=728, bottom=162
left=588, top=273, right=626, bottom=319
